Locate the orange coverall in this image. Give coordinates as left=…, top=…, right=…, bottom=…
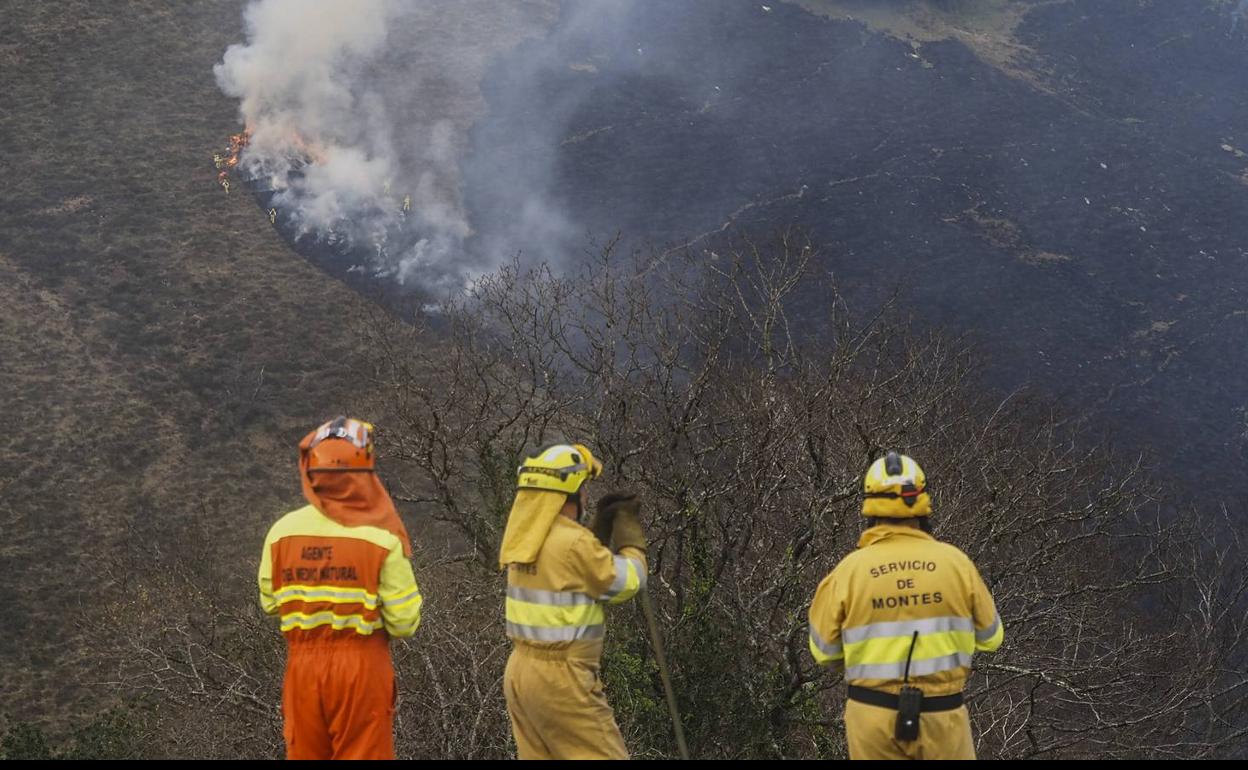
left=259, top=504, right=422, bottom=759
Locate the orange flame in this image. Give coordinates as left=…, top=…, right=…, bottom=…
left=214, top=126, right=329, bottom=193
left=215, top=130, right=252, bottom=184
left=226, top=131, right=249, bottom=166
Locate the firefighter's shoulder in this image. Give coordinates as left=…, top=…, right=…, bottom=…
left=924, top=539, right=979, bottom=570
left=834, top=536, right=977, bottom=577
left=265, top=504, right=404, bottom=551
left=544, top=515, right=601, bottom=558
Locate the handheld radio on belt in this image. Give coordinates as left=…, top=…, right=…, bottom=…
left=895, top=631, right=923, bottom=741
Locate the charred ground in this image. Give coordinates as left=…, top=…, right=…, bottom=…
left=463, top=0, right=1248, bottom=487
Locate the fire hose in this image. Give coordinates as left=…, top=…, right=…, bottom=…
left=639, top=588, right=690, bottom=760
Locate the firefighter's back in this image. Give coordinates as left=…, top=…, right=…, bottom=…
left=260, top=503, right=421, bottom=759
left=835, top=528, right=985, bottom=695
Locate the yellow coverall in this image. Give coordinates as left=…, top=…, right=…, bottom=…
left=808, top=524, right=1004, bottom=760
left=503, top=515, right=647, bottom=760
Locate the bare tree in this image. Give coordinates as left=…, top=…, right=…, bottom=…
left=106, top=232, right=1248, bottom=759
left=361, top=232, right=1248, bottom=759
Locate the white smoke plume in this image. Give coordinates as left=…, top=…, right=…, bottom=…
left=215, top=0, right=559, bottom=290
left=218, top=0, right=758, bottom=291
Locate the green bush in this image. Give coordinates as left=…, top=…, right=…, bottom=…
left=1, top=709, right=138, bottom=761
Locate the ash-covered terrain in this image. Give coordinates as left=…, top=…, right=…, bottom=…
left=235, top=0, right=1248, bottom=489
left=466, top=0, right=1248, bottom=487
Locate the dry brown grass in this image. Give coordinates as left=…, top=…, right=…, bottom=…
left=0, top=0, right=397, bottom=738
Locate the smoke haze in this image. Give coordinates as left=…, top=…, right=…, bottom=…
left=215, top=0, right=559, bottom=289
left=214, top=0, right=802, bottom=288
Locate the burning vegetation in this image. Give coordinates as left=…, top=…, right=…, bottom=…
left=213, top=130, right=250, bottom=191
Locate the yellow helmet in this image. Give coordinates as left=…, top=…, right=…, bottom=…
left=862, top=451, right=931, bottom=518
left=516, top=443, right=603, bottom=495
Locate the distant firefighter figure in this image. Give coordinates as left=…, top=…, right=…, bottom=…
left=269, top=208, right=278, bottom=224
left=402, top=194, right=411, bottom=213
left=220, top=175, right=231, bottom=195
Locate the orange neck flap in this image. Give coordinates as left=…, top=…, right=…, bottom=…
left=299, top=429, right=412, bottom=557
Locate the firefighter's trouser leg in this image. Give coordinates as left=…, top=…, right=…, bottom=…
left=844, top=700, right=975, bottom=760
left=282, top=638, right=397, bottom=760
left=504, top=644, right=629, bottom=760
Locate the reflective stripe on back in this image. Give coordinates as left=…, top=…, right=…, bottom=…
left=280, top=611, right=386, bottom=635
left=842, top=615, right=975, bottom=645
left=274, top=585, right=380, bottom=610
left=845, top=652, right=972, bottom=681
left=506, top=593, right=605, bottom=630
left=507, top=586, right=597, bottom=606
left=506, top=621, right=606, bottom=642
left=840, top=615, right=978, bottom=682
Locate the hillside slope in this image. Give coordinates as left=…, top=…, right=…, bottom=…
left=0, top=0, right=389, bottom=724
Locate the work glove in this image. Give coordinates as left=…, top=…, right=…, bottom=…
left=589, top=490, right=630, bottom=546
left=597, top=490, right=647, bottom=553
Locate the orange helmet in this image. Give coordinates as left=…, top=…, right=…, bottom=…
left=306, top=417, right=376, bottom=472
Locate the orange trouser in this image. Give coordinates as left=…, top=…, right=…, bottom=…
left=504, top=643, right=629, bottom=760
left=844, top=699, right=976, bottom=760
left=282, top=636, right=396, bottom=760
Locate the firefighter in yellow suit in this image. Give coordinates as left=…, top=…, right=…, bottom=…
left=808, top=452, right=1004, bottom=760
left=498, top=443, right=648, bottom=760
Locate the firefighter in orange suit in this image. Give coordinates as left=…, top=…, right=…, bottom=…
left=259, top=417, right=422, bottom=760
left=499, top=443, right=648, bottom=760
left=808, top=452, right=1004, bottom=760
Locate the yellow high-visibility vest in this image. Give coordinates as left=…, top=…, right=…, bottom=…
left=809, top=525, right=1003, bottom=695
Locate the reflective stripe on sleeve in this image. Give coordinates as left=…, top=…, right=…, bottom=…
left=382, top=587, right=423, bottom=611
left=975, top=615, right=1001, bottom=643
left=387, top=617, right=420, bottom=636
left=809, top=625, right=844, bottom=665
left=603, top=555, right=645, bottom=605
left=975, top=614, right=1004, bottom=651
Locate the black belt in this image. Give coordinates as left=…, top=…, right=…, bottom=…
left=847, top=685, right=963, bottom=713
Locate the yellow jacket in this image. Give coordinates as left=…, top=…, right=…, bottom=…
left=259, top=504, right=422, bottom=642
left=808, top=524, right=1003, bottom=695
left=504, top=515, right=647, bottom=655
